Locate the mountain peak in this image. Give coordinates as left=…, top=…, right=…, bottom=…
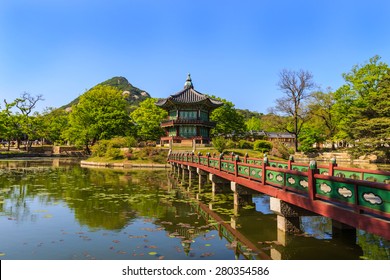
left=62, top=76, right=150, bottom=110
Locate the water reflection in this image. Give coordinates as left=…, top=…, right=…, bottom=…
left=0, top=159, right=389, bottom=260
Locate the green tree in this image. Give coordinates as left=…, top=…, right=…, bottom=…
left=253, top=140, right=273, bottom=153
left=65, top=85, right=131, bottom=153
left=333, top=56, right=390, bottom=159
left=212, top=136, right=227, bottom=153
left=298, top=121, right=326, bottom=152
left=209, top=97, right=246, bottom=139
left=0, top=101, right=22, bottom=150
left=14, top=92, right=44, bottom=151
left=307, top=89, right=338, bottom=149
left=273, top=69, right=316, bottom=151
left=260, top=113, right=288, bottom=132
left=130, top=98, right=167, bottom=141
left=40, top=107, right=70, bottom=144
left=245, top=116, right=263, bottom=131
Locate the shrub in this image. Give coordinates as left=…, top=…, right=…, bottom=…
left=226, top=139, right=237, bottom=149
left=269, top=140, right=294, bottom=160
left=109, top=137, right=129, bottom=148
left=91, top=140, right=110, bottom=157
left=253, top=140, right=273, bottom=153
left=212, top=137, right=227, bottom=153
left=106, top=146, right=123, bottom=159
left=126, top=136, right=138, bottom=148
left=238, top=140, right=253, bottom=149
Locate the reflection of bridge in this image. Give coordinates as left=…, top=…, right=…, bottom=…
left=168, top=153, right=390, bottom=241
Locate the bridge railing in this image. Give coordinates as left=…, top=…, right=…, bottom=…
left=169, top=152, right=390, bottom=220
left=179, top=153, right=390, bottom=184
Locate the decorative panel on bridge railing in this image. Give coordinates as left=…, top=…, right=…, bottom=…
left=227, top=162, right=235, bottom=173
left=237, top=164, right=249, bottom=176
left=285, top=172, right=309, bottom=193
left=358, top=185, right=390, bottom=215
left=249, top=166, right=263, bottom=181
left=209, top=159, right=219, bottom=168
left=221, top=161, right=235, bottom=173
left=315, top=178, right=356, bottom=205
left=246, top=159, right=262, bottom=165
left=334, top=170, right=363, bottom=180
left=318, top=168, right=330, bottom=175
left=269, top=161, right=288, bottom=169
left=200, top=157, right=208, bottom=165
left=265, top=170, right=285, bottom=187
left=363, top=173, right=390, bottom=184
left=291, top=164, right=309, bottom=172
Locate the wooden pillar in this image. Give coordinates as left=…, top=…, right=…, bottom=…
left=308, top=160, right=318, bottom=201
left=288, top=155, right=294, bottom=170
left=329, top=157, right=337, bottom=176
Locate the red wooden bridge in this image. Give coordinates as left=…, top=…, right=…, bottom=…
left=168, top=152, right=390, bottom=240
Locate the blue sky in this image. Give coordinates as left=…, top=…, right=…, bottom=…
left=1, top=0, right=390, bottom=114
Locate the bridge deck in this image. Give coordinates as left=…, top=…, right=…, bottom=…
left=168, top=153, right=390, bottom=240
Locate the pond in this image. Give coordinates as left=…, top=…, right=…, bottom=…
left=0, top=158, right=389, bottom=260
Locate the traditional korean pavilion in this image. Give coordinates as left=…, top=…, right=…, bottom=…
left=156, top=74, right=223, bottom=146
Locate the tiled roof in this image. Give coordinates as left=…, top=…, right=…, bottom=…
left=247, top=130, right=296, bottom=139
left=155, top=75, right=223, bottom=108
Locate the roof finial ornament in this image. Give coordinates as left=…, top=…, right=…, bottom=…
left=184, top=73, right=194, bottom=89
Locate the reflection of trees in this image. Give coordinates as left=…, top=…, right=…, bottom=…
left=0, top=162, right=172, bottom=230
left=59, top=168, right=171, bottom=230
left=358, top=232, right=390, bottom=259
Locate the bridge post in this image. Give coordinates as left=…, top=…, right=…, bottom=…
left=230, top=182, right=256, bottom=207
left=332, top=220, right=356, bottom=244
left=177, top=162, right=182, bottom=178
left=188, top=166, right=197, bottom=188
left=288, top=155, right=294, bottom=170
left=209, top=173, right=231, bottom=195
left=171, top=163, right=176, bottom=174
left=181, top=164, right=189, bottom=183
left=308, top=160, right=319, bottom=200
left=197, top=168, right=208, bottom=193
left=262, top=154, right=269, bottom=183
left=270, top=197, right=302, bottom=234
left=329, top=158, right=337, bottom=176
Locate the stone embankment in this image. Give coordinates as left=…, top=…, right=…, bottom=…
left=80, top=160, right=171, bottom=168
left=293, top=152, right=376, bottom=163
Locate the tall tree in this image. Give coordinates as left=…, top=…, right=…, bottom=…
left=245, top=116, right=263, bottom=131
left=130, top=98, right=167, bottom=141
left=333, top=56, right=390, bottom=160
left=307, top=88, right=338, bottom=149
left=65, top=85, right=130, bottom=153
left=14, top=92, right=44, bottom=151
left=209, top=97, right=246, bottom=139
left=40, top=107, right=70, bottom=144
left=273, top=69, right=316, bottom=151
